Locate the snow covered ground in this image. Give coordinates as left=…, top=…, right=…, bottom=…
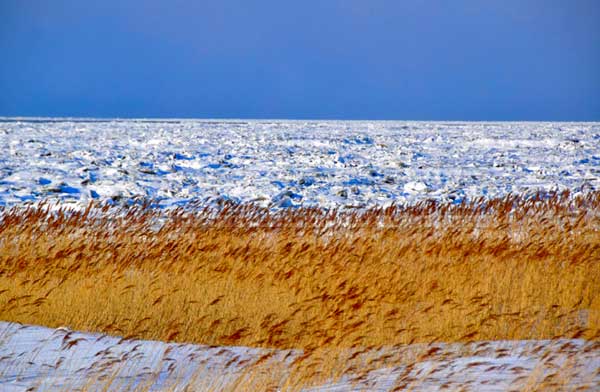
left=1, top=119, right=599, bottom=209
left=1, top=321, right=598, bottom=391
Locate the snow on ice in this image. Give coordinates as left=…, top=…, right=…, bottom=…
left=1, top=119, right=599, bottom=210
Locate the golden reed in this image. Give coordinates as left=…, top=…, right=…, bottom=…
left=1, top=191, right=599, bottom=350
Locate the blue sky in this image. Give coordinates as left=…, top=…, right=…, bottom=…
left=1, top=1, right=599, bottom=120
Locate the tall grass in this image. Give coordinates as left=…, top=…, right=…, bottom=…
left=0, top=191, right=599, bottom=350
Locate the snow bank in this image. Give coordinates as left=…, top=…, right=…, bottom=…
left=1, top=322, right=598, bottom=391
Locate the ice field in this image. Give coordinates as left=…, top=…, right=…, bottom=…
left=1, top=118, right=599, bottom=209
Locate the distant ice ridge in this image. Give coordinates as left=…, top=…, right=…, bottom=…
left=0, top=118, right=599, bottom=209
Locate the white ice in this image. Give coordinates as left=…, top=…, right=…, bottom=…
left=1, top=119, right=599, bottom=209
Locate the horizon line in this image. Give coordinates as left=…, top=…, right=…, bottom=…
left=1, top=116, right=599, bottom=124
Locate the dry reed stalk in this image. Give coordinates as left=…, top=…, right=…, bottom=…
left=0, top=191, right=598, bottom=350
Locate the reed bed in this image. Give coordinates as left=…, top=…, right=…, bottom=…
left=0, top=191, right=599, bottom=351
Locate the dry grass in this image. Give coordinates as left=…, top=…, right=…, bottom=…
left=0, top=191, right=599, bottom=351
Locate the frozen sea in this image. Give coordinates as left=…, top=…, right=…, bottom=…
left=1, top=118, right=599, bottom=209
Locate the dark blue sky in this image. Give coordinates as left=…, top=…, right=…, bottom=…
left=1, top=1, right=599, bottom=120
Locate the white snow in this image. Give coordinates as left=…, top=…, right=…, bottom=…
left=0, top=322, right=598, bottom=391
left=0, top=119, right=599, bottom=209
